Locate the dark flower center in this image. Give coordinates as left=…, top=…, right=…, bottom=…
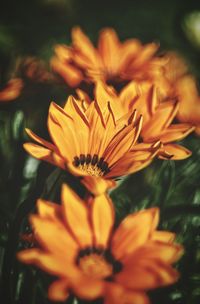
left=77, top=246, right=122, bottom=280
left=73, top=154, right=110, bottom=176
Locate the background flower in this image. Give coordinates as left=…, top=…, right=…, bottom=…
left=51, top=27, right=165, bottom=87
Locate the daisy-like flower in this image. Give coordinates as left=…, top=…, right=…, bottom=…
left=154, top=52, right=200, bottom=135
left=23, top=94, right=159, bottom=193
left=77, top=81, right=194, bottom=160
left=18, top=184, right=183, bottom=303
left=0, top=78, right=23, bottom=102
left=50, top=27, right=166, bottom=87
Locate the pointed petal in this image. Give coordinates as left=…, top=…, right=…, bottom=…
left=159, top=144, right=192, bottom=160
left=23, top=143, right=65, bottom=169
left=64, top=95, right=89, bottom=126
left=159, top=124, right=195, bottom=143
left=111, top=208, right=159, bottom=260
left=91, top=194, right=115, bottom=247
left=103, top=121, right=141, bottom=167
left=86, top=101, right=105, bottom=155
left=25, top=128, right=57, bottom=151
left=94, top=81, right=118, bottom=112
left=48, top=102, right=78, bottom=160
left=76, top=88, right=91, bottom=106
left=119, top=80, right=140, bottom=109
left=61, top=184, right=93, bottom=247
left=72, top=27, right=100, bottom=68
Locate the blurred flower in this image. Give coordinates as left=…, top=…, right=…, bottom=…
left=51, top=27, right=166, bottom=87
left=18, top=184, right=183, bottom=303
left=175, top=75, right=200, bottom=135
left=0, top=78, right=23, bottom=102
left=77, top=81, right=194, bottom=160
left=159, top=52, right=200, bottom=135
left=15, top=57, right=53, bottom=83
left=23, top=95, right=160, bottom=185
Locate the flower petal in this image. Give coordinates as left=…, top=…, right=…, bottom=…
left=48, top=101, right=80, bottom=159
left=51, top=56, right=83, bottom=87
left=71, top=276, right=105, bottom=300
left=142, top=100, right=179, bottom=140
left=111, top=208, right=159, bottom=260
left=72, top=27, right=100, bottom=68
left=61, top=184, right=93, bottom=247
left=151, top=231, right=176, bottom=243
left=17, top=249, right=72, bottom=277
left=30, top=215, right=78, bottom=260
left=159, top=144, right=192, bottom=160
left=130, top=240, right=184, bottom=264
left=48, top=280, right=69, bottom=302
left=115, top=259, right=180, bottom=290
left=91, top=194, right=115, bottom=247
left=25, top=128, right=57, bottom=151
left=104, top=283, right=150, bottom=304
left=37, top=199, right=61, bottom=220
left=98, top=28, right=120, bottom=74
left=159, top=124, right=195, bottom=143
left=23, top=143, right=65, bottom=169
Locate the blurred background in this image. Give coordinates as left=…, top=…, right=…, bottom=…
left=0, top=0, right=200, bottom=303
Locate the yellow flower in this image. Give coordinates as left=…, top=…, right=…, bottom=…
left=18, top=184, right=183, bottom=303
left=24, top=95, right=159, bottom=192
left=50, top=27, right=165, bottom=87
left=77, top=81, right=194, bottom=160
left=0, top=78, right=23, bottom=102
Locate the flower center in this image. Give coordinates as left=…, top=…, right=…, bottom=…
left=73, top=154, right=110, bottom=177
left=79, top=254, right=113, bottom=279
left=77, top=247, right=122, bottom=280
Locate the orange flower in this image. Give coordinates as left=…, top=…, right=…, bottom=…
left=24, top=95, right=159, bottom=192
left=173, top=75, right=200, bottom=135
left=156, top=52, right=200, bottom=135
left=18, top=184, right=183, bottom=303
left=0, top=78, right=23, bottom=102
left=16, top=57, right=52, bottom=83
left=51, top=27, right=166, bottom=87
left=77, top=81, right=194, bottom=160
